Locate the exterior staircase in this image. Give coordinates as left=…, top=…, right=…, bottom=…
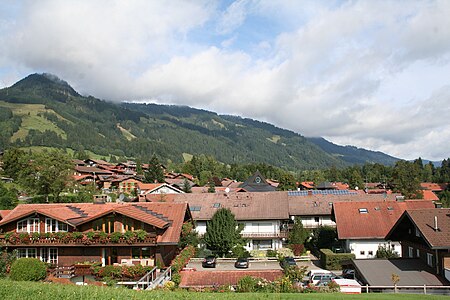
left=133, top=266, right=172, bottom=290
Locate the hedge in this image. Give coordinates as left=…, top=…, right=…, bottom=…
left=319, top=249, right=355, bottom=270
left=9, top=258, right=47, bottom=281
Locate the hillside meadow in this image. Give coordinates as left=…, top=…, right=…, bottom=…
left=0, top=279, right=447, bottom=300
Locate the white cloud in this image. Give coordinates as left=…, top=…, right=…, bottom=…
left=1, top=0, right=450, bottom=161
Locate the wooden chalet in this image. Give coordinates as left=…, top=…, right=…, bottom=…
left=0, top=202, right=192, bottom=267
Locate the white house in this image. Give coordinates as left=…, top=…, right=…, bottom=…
left=333, top=200, right=435, bottom=259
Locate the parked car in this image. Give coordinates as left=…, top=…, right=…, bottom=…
left=234, top=257, right=250, bottom=268
left=280, top=256, right=297, bottom=269
left=309, top=272, right=338, bottom=285
left=342, top=269, right=355, bottom=279
left=202, top=256, right=217, bottom=268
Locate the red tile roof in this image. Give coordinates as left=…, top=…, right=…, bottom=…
left=334, top=200, right=435, bottom=239
left=179, top=270, right=283, bottom=288
left=0, top=210, right=11, bottom=220
left=422, top=190, right=439, bottom=201
left=0, top=202, right=189, bottom=244
left=420, top=182, right=447, bottom=192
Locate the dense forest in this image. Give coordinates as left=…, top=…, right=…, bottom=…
left=0, top=73, right=400, bottom=171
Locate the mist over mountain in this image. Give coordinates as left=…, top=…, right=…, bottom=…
left=0, top=73, right=400, bottom=170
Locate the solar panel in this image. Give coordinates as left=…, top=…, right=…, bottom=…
left=288, top=189, right=358, bottom=196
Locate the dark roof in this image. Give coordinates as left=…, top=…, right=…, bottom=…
left=239, top=171, right=276, bottom=192
left=315, top=181, right=337, bottom=190
left=393, top=209, right=450, bottom=249
left=350, top=259, right=447, bottom=286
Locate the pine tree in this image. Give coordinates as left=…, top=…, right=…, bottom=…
left=207, top=181, right=216, bottom=193
left=144, top=155, right=165, bottom=183
left=182, top=178, right=192, bottom=193
left=203, top=208, right=244, bottom=257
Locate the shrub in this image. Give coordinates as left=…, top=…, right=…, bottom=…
left=171, top=245, right=196, bottom=273
left=9, top=258, right=47, bottom=281
left=319, top=249, right=355, bottom=270
left=237, top=275, right=258, bottom=292
left=0, top=249, right=17, bottom=277
left=172, top=273, right=181, bottom=286
left=266, top=249, right=277, bottom=257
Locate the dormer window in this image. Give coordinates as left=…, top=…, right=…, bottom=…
left=17, top=218, right=40, bottom=233
left=45, top=218, right=68, bottom=233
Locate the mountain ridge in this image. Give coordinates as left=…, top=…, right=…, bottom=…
left=0, top=73, right=400, bottom=169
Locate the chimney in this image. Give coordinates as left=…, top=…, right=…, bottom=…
left=434, top=216, right=439, bottom=231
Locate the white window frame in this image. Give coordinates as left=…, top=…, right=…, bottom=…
left=17, top=218, right=40, bottom=233
left=45, top=218, right=68, bottom=233
left=17, top=248, right=37, bottom=258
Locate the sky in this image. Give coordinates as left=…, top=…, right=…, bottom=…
left=0, top=0, right=449, bottom=161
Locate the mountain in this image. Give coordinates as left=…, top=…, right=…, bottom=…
left=308, top=137, right=399, bottom=165
left=0, top=73, right=398, bottom=170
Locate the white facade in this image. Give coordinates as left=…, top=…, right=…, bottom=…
left=345, top=240, right=402, bottom=259
left=194, top=220, right=286, bottom=251
left=299, top=216, right=335, bottom=228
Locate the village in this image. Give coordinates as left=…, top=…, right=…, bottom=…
left=0, top=156, right=449, bottom=295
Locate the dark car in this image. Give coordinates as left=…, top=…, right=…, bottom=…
left=234, top=257, right=250, bottom=268
left=342, top=269, right=355, bottom=279
left=202, top=256, right=216, bottom=268
left=280, top=256, right=297, bottom=269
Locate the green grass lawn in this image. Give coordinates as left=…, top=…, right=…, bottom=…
left=0, top=279, right=447, bottom=300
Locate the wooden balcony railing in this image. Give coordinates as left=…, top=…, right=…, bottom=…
left=0, top=231, right=157, bottom=247
left=241, top=232, right=288, bottom=238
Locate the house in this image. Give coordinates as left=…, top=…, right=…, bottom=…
left=333, top=200, right=435, bottom=259
left=239, top=171, right=276, bottom=192
left=118, top=178, right=142, bottom=194
left=0, top=202, right=192, bottom=267
left=165, top=178, right=196, bottom=191
left=386, top=208, right=450, bottom=281
left=137, top=182, right=183, bottom=195
left=421, top=183, right=448, bottom=193
left=298, top=181, right=314, bottom=190
left=422, top=190, right=440, bottom=201
left=144, top=191, right=290, bottom=251
left=288, top=190, right=400, bottom=229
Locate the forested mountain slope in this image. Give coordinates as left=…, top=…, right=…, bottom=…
left=0, top=73, right=398, bottom=169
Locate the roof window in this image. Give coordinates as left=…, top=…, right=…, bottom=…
left=387, top=207, right=394, bottom=211
left=213, top=203, right=221, bottom=208
left=190, top=206, right=201, bottom=212
left=359, top=208, right=368, bottom=214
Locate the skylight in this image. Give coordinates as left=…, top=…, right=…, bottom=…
left=359, top=208, right=368, bottom=214
left=190, top=206, right=201, bottom=212
left=213, top=203, right=221, bottom=208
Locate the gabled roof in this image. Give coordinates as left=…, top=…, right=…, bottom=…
left=420, top=182, right=447, bottom=192
left=288, top=192, right=400, bottom=216
left=334, top=200, right=435, bottom=239
left=138, top=183, right=184, bottom=195
left=0, top=203, right=190, bottom=244
left=387, top=208, right=450, bottom=249
left=0, top=210, right=12, bottom=220
left=239, top=171, right=276, bottom=192
left=146, top=191, right=290, bottom=221
left=75, top=166, right=113, bottom=175
left=421, top=190, right=439, bottom=201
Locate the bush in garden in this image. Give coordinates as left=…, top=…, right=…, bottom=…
left=170, top=245, right=196, bottom=273
left=266, top=249, right=277, bottom=257
left=0, top=249, right=17, bottom=277
left=9, top=258, right=47, bottom=281
left=237, top=275, right=258, bottom=292
left=171, top=273, right=181, bottom=287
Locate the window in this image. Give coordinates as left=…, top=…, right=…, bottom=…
left=314, top=217, right=320, bottom=223
left=415, top=227, right=421, bottom=237
left=360, top=251, right=365, bottom=255
left=213, top=203, right=221, bottom=208
left=190, top=206, right=201, bottom=212
left=408, top=247, right=414, bottom=258
left=17, top=218, right=40, bottom=233
left=40, top=248, right=58, bottom=265
left=253, top=240, right=272, bottom=250
left=17, top=248, right=37, bottom=258
left=416, top=249, right=420, bottom=258
left=427, top=253, right=433, bottom=267
left=368, top=251, right=373, bottom=256
left=45, top=218, right=68, bottom=233
left=359, top=208, right=368, bottom=214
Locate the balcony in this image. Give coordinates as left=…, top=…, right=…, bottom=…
left=241, top=231, right=288, bottom=239
left=0, top=231, right=157, bottom=247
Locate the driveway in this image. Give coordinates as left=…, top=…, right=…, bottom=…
left=186, top=258, right=324, bottom=272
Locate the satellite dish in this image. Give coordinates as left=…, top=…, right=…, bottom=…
left=225, top=187, right=230, bottom=193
